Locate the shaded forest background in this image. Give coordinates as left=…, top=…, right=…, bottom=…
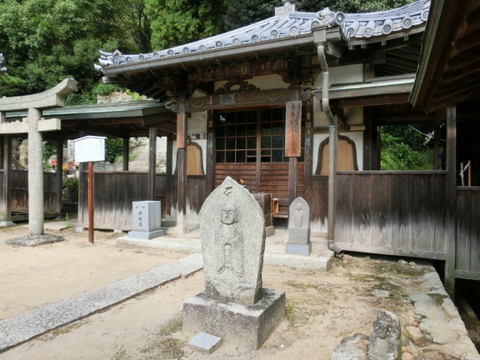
left=1, top=0, right=433, bottom=170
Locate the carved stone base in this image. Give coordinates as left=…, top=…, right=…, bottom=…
left=286, top=242, right=312, bottom=256
left=183, top=289, right=285, bottom=350
left=128, top=229, right=165, bottom=240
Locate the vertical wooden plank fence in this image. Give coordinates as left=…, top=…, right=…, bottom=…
left=77, top=172, right=207, bottom=231
left=456, top=187, right=480, bottom=280
left=334, top=171, right=448, bottom=260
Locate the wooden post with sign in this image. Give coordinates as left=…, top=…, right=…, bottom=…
left=73, top=136, right=106, bottom=244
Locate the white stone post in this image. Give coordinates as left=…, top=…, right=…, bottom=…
left=28, top=108, right=44, bottom=235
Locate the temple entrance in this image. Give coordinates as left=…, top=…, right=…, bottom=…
left=213, top=107, right=305, bottom=202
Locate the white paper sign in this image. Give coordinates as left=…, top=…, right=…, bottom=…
left=73, top=135, right=106, bottom=163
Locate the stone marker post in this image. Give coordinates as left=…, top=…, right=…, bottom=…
left=183, top=177, right=285, bottom=350
left=286, top=196, right=312, bottom=255
left=128, top=201, right=165, bottom=239
left=0, top=79, right=77, bottom=234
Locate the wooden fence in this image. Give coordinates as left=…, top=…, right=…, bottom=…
left=77, top=172, right=207, bottom=230
left=334, top=171, right=448, bottom=260
left=4, top=170, right=58, bottom=217
left=456, top=187, right=480, bottom=280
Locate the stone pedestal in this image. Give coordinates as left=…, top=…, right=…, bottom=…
left=128, top=201, right=165, bottom=239
left=183, top=289, right=285, bottom=350
left=286, top=242, right=312, bottom=256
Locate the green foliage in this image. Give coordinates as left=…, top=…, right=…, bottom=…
left=146, top=0, right=227, bottom=49
left=0, top=0, right=120, bottom=96
left=380, top=125, right=434, bottom=170
left=0, top=73, right=26, bottom=96
left=105, top=138, right=125, bottom=164
left=63, top=178, right=79, bottom=191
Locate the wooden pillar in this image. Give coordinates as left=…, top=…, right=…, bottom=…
left=122, top=137, right=129, bottom=171
left=206, top=110, right=215, bottom=195
left=55, top=140, right=63, bottom=216
left=0, top=135, right=14, bottom=226
left=328, top=116, right=338, bottom=246
left=286, top=100, right=302, bottom=204
left=434, top=118, right=442, bottom=170
left=445, top=106, right=457, bottom=298
left=165, top=136, right=173, bottom=218
left=363, top=107, right=374, bottom=170
left=148, top=127, right=157, bottom=200
left=176, top=98, right=188, bottom=234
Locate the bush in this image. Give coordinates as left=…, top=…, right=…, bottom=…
left=63, top=178, right=79, bottom=191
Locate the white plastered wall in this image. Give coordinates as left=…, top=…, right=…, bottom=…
left=312, top=64, right=365, bottom=174
left=172, top=110, right=208, bottom=175
left=312, top=131, right=364, bottom=173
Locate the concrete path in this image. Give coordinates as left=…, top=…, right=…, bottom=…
left=118, top=228, right=334, bottom=271
left=0, top=254, right=203, bottom=352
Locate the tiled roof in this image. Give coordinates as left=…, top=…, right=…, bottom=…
left=96, top=0, right=429, bottom=71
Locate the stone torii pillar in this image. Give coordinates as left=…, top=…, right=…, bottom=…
left=0, top=79, right=77, bottom=234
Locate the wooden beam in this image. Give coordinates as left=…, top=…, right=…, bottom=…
left=444, top=106, right=456, bottom=298
left=0, top=135, right=13, bottom=225
left=123, top=137, right=129, bottom=171
left=176, top=98, right=188, bottom=234
left=148, top=127, right=157, bottom=200
left=377, top=113, right=436, bottom=125
left=285, top=101, right=302, bottom=157
left=55, top=140, right=63, bottom=215
left=331, top=93, right=409, bottom=108
left=288, top=157, right=298, bottom=204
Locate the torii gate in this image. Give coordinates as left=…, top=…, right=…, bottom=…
left=0, top=78, right=77, bottom=234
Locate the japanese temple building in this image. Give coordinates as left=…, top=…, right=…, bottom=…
left=1, top=0, right=480, bottom=297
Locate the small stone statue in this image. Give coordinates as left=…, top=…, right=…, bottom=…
left=368, top=310, right=402, bottom=360
left=200, top=177, right=265, bottom=305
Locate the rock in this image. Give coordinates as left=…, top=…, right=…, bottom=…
left=368, top=310, right=402, bottom=360
left=398, top=259, right=408, bottom=265
left=5, top=234, right=64, bottom=247
left=372, top=289, right=390, bottom=298
left=330, top=333, right=368, bottom=360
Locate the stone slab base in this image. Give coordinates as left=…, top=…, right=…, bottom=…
left=187, top=332, right=223, bottom=354
left=183, top=288, right=285, bottom=350
left=286, top=242, right=312, bottom=256
left=128, top=228, right=165, bottom=240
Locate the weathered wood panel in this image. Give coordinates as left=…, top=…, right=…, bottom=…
left=78, top=172, right=166, bottom=230
left=306, top=176, right=329, bottom=234
left=77, top=172, right=206, bottom=230
left=334, top=171, right=448, bottom=260
left=10, top=170, right=58, bottom=214
left=456, top=187, right=480, bottom=279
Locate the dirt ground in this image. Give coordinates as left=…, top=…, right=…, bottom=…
left=0, top=222, right=478, bottom=360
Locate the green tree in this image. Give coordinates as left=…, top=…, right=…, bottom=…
left=146, top=0, right=227, bottom=49
left=380, top=125, right=434, bottom=170
left=0, top=0, right=120, bottom=97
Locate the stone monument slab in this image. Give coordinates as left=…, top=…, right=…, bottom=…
left=199, top=177, right=266, bottom=305
left=286, top=197, right=311, bottom=255
left=128, top=201, right=165, bottom=239
left=184, top=177, right=285, bottom=350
